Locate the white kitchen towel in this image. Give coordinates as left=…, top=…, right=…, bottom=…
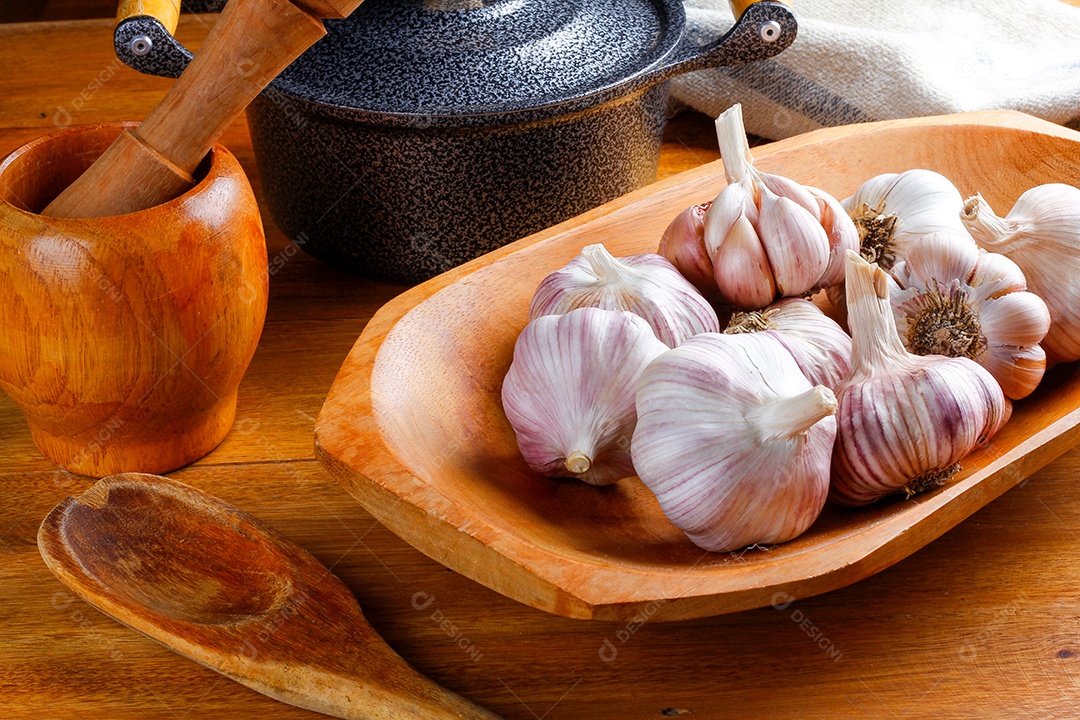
left=672, top=0, right=1080, bottom=139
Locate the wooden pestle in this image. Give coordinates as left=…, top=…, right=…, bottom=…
left=43, top=0, right=366, bottom=218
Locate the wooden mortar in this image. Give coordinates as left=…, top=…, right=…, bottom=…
left=0, top=122, right=268, bottom=477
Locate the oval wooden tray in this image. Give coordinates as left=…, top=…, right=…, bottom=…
left=316, top=111, right=1080, bottom=622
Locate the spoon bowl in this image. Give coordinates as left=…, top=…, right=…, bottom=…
left=38, top=473, right=498, bottom=720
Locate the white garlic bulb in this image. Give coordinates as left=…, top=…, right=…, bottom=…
left=529, top=243, right=720, bottom=347
left=724, top=297, right=852, bottom=390
left=831, top=252, right=1007, bottom=507
left=701, top=104, right=858, bottom=310
left=962, top=185, right=1080, bottom=363
left=843, top=169, right=971, bottom=271
left=632, top=332, right=837, bottom=552
left=829, top=169, right=975, bottom=325
left=889, top=231, right=1050, bottom=400
left=502, top=307, right=668, bottom=485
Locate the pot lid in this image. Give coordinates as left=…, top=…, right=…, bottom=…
left=271, top=0, right=684, bottom=117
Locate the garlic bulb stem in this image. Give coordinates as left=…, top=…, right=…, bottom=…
left=961, top=194, right=1022, bottom=249
left=715, top=104, right=755, bottom=184
left=844, top=249, right=911, bottom=372
left=581, top=244, right=636, bottom=283
left=748, top=386, right=838, bottom=442
left=565, top=451, right=592, bottom=474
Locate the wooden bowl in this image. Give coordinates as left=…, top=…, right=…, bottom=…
left=0, top=123, right=268, bottom=477
left=316, top=111, right=1080, bottom=622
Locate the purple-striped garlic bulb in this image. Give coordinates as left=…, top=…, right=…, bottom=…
left=632, top=332, right=837, bottom=552
left=724, top=297, right=852, bottom=390
left=831, top=251, right=1007, bottom=507
left=528, top=243, right=719, bottom=347
left=889, top=231, right=1050, bottom=400
left=502, top=307, right=668, bottom=486
left=700, top=103, right=858, bottom=310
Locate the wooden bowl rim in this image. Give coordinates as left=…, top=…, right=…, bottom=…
left=0, top=121, right=238, bottom=220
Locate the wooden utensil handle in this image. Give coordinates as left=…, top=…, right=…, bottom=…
left=116, top=0, right=181, bottom=32
left=728, top=0, right=790, bottom=19
left=43, top=0, right=326, bottom=218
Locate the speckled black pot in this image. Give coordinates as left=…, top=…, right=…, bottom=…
left=117, top=0, right=796, bottom=283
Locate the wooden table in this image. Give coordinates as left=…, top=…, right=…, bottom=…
left=3, top=15, right=1080, bottom=720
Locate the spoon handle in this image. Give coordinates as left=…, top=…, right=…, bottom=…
left=234, top=667, right=503, bottom=719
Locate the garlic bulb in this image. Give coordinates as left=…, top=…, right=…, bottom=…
left=829, top=169, right=974, bottom=324
left=962, top=185, right=1080, bottom=363
left=843, top=169, right=971, bottom=271
left=889, top=231, right=1050, bottom=399
left=701, top=104, right=858, bottom=310
left=632, top=332, right=837, bottom=552
left=831, top=252, right=1007, bottom=507
left=529, top=243, right=720, bottom=347
left=724, top=297, right=852, bottom=390
left=502, top=307, right=668, bottom=485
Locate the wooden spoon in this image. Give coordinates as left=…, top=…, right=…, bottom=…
left=37, top=473, right=500, bottom=720
left=42, top=0, right=365, bottom=218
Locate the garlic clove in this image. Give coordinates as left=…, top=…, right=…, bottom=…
left=711, top=212, right=776, bottom=310
left=808, top=185, right=861, bottom=289
left=704, top=176, right=760, bottom=254
left=657, top=202, right=719, bottom=303
left=976, top=290, right=1052, bottom=349
left=831, top=251, right=1007, bottom=506
left=528, top=243, right=720, bottom=347
left=962, top=186, right=1080, bottom=364
left=759, top=172, right=822, bottom=218
left=724, top=297, right=852, bottom=390
left=966, top=249, right=1028, bottom=300
left=891, top=230, right=978, bottom=292
left=980, top=342, right=1047, bottom=403
left=632, top=331, right=836, bottom=552
left=756, top=188, right=830, bottom=297
left=502, top=307, right=669, bottom=486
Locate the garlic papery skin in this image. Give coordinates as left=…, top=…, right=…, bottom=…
left=962, top=186, right=1080, bottom=363
left=702, top=104, right=858, bottom=310
left=632, top=332, right=837, bottom=552
left=502, top=307, right=668, bottom=485
left=528, top=243, right=720, bottom=347
left=889, top=231, right=1050, bottom=400
left=831, top=251, right=1007, bottom=507
left=724, top=297, right=852, bottom=390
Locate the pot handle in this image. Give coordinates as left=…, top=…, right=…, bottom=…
left=642, top=0, right=797, bottom=86
left=117, top=0, right=795, bottom=82
left=114, top=0, right=225, bottom=77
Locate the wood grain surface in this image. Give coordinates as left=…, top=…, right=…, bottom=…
left=3, top=12, right=1080, bottom=720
